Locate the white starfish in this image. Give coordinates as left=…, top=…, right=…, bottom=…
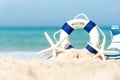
left=87, top=26, right=119, bottom=60
left=36, top=32, right=67, bottom=58
left=87, top=42, right=119, bottom=60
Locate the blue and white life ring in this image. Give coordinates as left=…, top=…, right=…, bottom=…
left=59, top=13, right=100, bottom=54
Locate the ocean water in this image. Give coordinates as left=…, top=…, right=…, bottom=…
left=0, top=26, right=112, bottom=59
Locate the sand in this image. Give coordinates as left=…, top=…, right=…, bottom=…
left=0, top=49, right=120, bottom=80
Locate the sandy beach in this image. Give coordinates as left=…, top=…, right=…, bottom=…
left=0, top=49, right=120, bottom=80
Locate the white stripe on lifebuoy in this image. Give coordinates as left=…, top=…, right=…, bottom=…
left=59, top=14, right=100, bottom=54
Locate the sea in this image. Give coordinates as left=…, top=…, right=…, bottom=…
left=0, top=26, right=113, bottom=59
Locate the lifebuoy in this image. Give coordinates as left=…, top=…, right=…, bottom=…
left=59, top=13, right=100, bottom=54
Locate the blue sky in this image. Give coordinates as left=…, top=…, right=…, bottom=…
left=0, top=0, right=120, bottom=27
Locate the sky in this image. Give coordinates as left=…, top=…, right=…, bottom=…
left=0, top=0, right=120, bottom=27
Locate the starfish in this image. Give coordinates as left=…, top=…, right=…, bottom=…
left=36, top=32, right=67, bottom=58
left=88, top=26, right=119, bottom=60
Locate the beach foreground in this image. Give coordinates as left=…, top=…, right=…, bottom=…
left=0, top=49, right=120, bottom=80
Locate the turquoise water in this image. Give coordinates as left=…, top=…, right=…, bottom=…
left=0, top=26, right=112, bottom=58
